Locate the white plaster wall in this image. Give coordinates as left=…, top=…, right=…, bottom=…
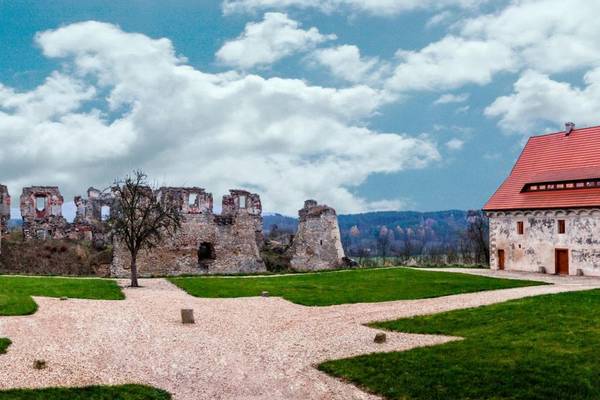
left=488, top=209, right=600, bottom=276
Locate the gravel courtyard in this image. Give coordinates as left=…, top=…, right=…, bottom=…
left=1, top=270, right=599, bottom=400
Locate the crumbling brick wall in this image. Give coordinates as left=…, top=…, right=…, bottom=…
left=288, top=200, right=346, bottom=271
left=110, top=188, right=266, bottom=277
left=20, top=186, right=69, bottom=240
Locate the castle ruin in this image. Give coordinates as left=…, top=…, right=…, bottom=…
left=288, top=200, right=346, bottom=271
left=111, top=188, right=267, bottom=277
left=0, top=182, right=347, bottom=275
left=0, top=185, right=9, bottom=234
left=20, top=186, right=69, bottom=240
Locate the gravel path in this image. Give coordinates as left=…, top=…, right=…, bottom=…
left=1, top=271, right=599, bottom=399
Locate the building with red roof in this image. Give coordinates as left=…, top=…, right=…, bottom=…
left=484, top=123, right=600, bottom=276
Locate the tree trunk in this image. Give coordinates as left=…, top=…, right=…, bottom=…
left=130, top=253, right=139, bottom=287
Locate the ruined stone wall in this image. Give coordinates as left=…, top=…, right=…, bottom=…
left=20, top=186, right=68, bottom=240
left=0, top=184, right=10, bottom=235
left=110, top=188, right=265, bottom=277
left=0, top=184, right=8, bottom=254
left=288, top=200, right=345, bottom=271
left=73, top=187, right=115, bottom=242
left=488, top=209, right=600, bottom=276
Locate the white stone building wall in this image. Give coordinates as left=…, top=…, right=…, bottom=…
left=487, top=208, right=600, bottom=276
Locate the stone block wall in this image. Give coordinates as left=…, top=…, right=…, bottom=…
left=20, top=186, right=69, bottom=240
left=488, top=208, right=600, bottom=276
left=110, top=188, right=266, bottom=277
left=288, top=200, right=345, bottom=271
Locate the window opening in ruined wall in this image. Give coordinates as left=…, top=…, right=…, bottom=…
left=35, top=196, right=46, bottom=212
left=101, top=205, right=111, bottom=221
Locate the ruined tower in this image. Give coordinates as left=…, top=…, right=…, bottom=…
left=20, top=186, right=68, bottom=240
left=288, top=200, right=345, bottom=271
left=0, top=184, right=10, bottom=234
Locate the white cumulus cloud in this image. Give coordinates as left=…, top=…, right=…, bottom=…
left=434, top=93, right=469, bottom=105
left=310, top=45, right=388, bottom=84
left=216, top=12, right=335, bottom=69
left=0, top=21, right=440, bottom=214
left=222, top=0, right=488, bottom=16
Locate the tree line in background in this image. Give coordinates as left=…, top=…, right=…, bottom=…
left=265, top=210, right=490, bottom=266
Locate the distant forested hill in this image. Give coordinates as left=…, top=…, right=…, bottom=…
left=264, top=210, right=474, bottom=257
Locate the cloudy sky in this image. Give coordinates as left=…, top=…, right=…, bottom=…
left=1, top=0, right=598, bottom=216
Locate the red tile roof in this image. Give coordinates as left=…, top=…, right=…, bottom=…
left=483, top=125, right=600, bottom=211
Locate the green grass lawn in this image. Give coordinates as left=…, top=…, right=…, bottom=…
left=0, top=275, right=124, bottom=354
left=319, top=289, right=600, bottom=400
left=169, top=267, right=544, bottom=306
left=0, top=276, right=124, bottom=316
left=0, top=384, right=170, bottom=399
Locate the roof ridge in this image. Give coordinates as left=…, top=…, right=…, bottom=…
left=529, top=124, right=600, bottom=140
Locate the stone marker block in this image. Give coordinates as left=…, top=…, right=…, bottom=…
left=261, top=291, right=270, bottom=297
left=538, top=267, right=546, bottom=274
left=576, top=269, right=584, bottom=276
left=181, top=309, right=195, bottom=324
left=374, top=333, right=387, bottom=344
left=33, top=359, right=47, bottom=370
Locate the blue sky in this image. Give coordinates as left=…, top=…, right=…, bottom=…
left=1, top=0, right=598, bottom=215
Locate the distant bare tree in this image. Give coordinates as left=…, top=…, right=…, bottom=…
left=465, top=210, right=490, bottom=264
left=377, top=226, right=392, bottom=264
left=108, top=170, right=182, bottom=287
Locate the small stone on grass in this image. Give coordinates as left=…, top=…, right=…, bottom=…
left=261, top=291, right=270, bottom=297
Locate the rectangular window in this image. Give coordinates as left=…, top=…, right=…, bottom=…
left=517, top=221, right=524, bottom=235
left=558, top=219, right=566, bottom=234
left=238, top=195, right=246, bottom=209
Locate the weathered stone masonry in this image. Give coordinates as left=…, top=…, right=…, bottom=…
left=0, top=185, right=9, bottom=255
left=20, top=186, right=69, bottom=240
left=1, top=181, right=346, bottom=275
left=0, top=184, right=9, bottom=234
left=110, top=188, right=267, bottom=277
left=487, top=209, right=600, bottom=277
left=288, top=200, right=345, bottom=271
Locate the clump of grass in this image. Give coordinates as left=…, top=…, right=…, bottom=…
left=0, top=338, right=11, bottom=354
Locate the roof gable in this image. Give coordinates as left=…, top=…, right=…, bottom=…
left=483, top=125, right=600, bottom=211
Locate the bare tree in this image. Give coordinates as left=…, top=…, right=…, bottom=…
left=465, top=210, right=490, bottom=264
left=108, top=171, right=182, bottom=287
left=377, top=226, right=392, bottom=265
